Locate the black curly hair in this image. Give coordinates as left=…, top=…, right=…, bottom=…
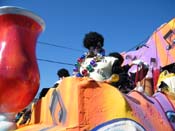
left=83, top=32, right=104, bottom=49
left=109, top=52, right=124, bottom=66
left=57, top=68, right=70, bottom=78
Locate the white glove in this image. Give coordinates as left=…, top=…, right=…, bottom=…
left=132, top=60, right=143, bottom=65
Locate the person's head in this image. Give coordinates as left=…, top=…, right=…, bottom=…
left=109, top=52, right=124, bottom=66
left=83, top=32, right=104, bottom=52
left=57, top=68, right=70, bottom=79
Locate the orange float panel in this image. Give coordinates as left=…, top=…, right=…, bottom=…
left=16, top=77, right=137, bottom=131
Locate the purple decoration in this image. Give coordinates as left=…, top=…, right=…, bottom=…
left=73, top=67, right=78, bottom=72
left=90, top=60, right=96, bottom=66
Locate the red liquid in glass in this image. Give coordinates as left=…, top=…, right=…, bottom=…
left=0, top=13, right=44, bottom=113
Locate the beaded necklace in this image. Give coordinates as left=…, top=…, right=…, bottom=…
left=73, top=48, right=105, bottom=77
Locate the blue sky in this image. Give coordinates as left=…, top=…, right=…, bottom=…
left=0, top=0, right=175, bottom=97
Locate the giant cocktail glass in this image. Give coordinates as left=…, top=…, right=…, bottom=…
left=0, top=6, right=45, bottom=113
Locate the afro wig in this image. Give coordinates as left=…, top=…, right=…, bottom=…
left=83, top=32, right=104, bottom=49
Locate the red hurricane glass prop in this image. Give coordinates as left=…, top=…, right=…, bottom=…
left=0, top=6, right=45, bottom=113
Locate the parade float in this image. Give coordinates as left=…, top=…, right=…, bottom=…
left=0, top=6, right=175, bottom=131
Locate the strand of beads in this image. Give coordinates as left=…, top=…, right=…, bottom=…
left=73, top=50, right=105, bottom=77
left=73, top=53, right=86, bottom=77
